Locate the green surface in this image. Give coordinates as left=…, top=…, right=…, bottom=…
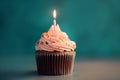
left=0, top=55, right=120, bottom=80
left=0, top=0, right=120, bottom=57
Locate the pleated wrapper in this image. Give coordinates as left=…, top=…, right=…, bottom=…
left=36, top=51, right=76, bottom=75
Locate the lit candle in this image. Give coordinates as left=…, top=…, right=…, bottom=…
left=53, top=9, right=56, bottom=31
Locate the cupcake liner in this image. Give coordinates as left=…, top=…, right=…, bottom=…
left=36, top=52, right=76, bottom=75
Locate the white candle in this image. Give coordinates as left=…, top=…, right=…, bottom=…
left=53, top=9, right=57, bottom=31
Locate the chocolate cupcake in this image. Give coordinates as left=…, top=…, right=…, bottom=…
left=35, top=25, right=76, bottom=75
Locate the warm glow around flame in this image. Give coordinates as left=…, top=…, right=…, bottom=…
left=53, top=9, right=56, bottom=19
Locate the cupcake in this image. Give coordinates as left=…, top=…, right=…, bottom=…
left=35, top=24, right=76, bottom=75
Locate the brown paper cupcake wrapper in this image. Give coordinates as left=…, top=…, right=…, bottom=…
left=36, top=52, right=76, bottom=75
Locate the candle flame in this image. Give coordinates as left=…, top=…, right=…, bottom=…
left=53, top=9, right=56, bottom=19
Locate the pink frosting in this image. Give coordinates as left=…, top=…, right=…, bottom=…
left=35, top=24, right=76, bottom=52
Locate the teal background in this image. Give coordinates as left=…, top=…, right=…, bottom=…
left=0, top=0, right=120, bottom=58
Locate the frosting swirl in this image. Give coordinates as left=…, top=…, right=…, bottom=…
left=35, top=24, right=76, bottom=52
